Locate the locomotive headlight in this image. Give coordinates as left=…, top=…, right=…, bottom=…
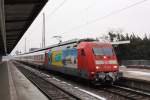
left=113, top=65, right=118, bottom=69
left=103, top=56, right=107, bottom=59
left=96, top=66, right=99, bottom=69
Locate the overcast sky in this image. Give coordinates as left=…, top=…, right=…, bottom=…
left=11, top=0, right=150, bottom=55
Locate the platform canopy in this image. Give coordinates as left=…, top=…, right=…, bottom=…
left=0, top=0, right=48, bottom=55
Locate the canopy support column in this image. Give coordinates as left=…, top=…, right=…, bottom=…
left=0, top=0, right=7, bottom=55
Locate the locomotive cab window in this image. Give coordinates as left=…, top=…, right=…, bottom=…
left=93, top=48, right=113, bottom=56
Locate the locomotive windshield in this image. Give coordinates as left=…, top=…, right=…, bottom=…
left=93, top=48, right=113, bottom=56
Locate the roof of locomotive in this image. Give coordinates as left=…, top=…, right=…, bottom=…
left=17, top=38, right=98, bottom=55
left=77, top=41, right=112, bottom=48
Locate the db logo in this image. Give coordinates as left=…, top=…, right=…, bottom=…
left=104, top=61, right=108, bottom=64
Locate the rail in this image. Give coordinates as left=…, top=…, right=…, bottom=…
left=101, top=85, right=150, bottom=100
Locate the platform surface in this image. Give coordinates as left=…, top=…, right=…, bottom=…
left=120, top=67, right=150, bottom=81
left=0, top=61, right=48, bottom=100
left=0, top=62, right=10, bottom=100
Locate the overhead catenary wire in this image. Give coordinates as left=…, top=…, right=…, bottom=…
left=47, top=0, right=68, bottom=17
left=48, top=0, right=98, bottom=39
left=80, top=0, right=99, bottom=13
left=43, top=0, right=68, bottom=46
left=62, top=0, right=149, bottom=34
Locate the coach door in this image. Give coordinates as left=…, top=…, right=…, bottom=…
left=78, top=48, right=88, bottom=78
left=78, top=49, right=87, bottom=70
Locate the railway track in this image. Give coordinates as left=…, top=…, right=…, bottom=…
left=14, top=61, right=150, bottom=100
left=100, top=85, right=150, bottom=100
left=16, top=65, right=80, bottom=100
left=14, top=61, right=105, bottom=100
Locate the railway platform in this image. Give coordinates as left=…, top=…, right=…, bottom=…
left=120, top=66, right=150, bottom=81
left=119, top=66, right=150, bottom=92
left=0, top=61, right=48, bottom=100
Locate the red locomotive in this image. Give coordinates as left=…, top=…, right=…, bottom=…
left=15, top=38, right=122, bottom=84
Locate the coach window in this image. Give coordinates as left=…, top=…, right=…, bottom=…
left=81, top=49, right=85, bottom=56
left=38, top=55, right=40, bottom=60
left=41, top=55, right=43, bottom=60
left=37, top=55, right=39, bottom=60
left=40, top=55, right=42, bottom=60
left=73, top=45, right=77, bottom=48
left=67, top=46, right=70, bottom=48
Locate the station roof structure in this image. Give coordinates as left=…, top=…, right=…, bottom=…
left=0, top=0, right=48, bottom=55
